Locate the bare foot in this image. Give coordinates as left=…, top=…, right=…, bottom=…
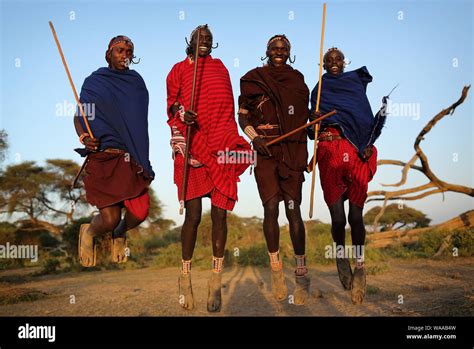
left=178, top=273, right=194, bottom=310
left=79, top=224, right=96, bottom=267
left=271, top=269, right=288, bottom=301
left=207, top=272, right=222, bottom=312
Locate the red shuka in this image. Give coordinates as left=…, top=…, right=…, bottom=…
left=317, top=127, right=378, bottom=208
left=166, top=55, right=251, bottom=210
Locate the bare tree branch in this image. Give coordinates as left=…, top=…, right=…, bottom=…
left=367, top=188, right=447, bottom=203
left=367, top=86, right=473, bottom=230
left=413, top=86, right=473, bottom=196
left=379, top=155, right=420, bottom=187
left=16, top=219, right=61, bottom=235
left=368, top=183, right=436, bottom=199
left=38, top=198, right=69, bottom=216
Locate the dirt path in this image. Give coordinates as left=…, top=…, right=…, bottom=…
left=0, top=258, right=472, bottom=316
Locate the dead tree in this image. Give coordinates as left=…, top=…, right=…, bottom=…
left=367, top=85, right=473, bottom=230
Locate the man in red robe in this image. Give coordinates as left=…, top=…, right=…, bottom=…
left=166, top=25, right=251, bottom=312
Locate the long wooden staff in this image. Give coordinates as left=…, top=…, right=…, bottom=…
left=309, top=3, right=327, bottom=219
left=267, top=110, right=336, bottom=146
left=179, top=28, right=201, bottom=215
left=49, top=21, right=95, bottom=188
left=49, top=21, right=94, bottom=137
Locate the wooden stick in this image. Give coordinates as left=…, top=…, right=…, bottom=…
left=72, top=156, right=88, bottom=189
left=49, top=21, right=95, bottom=190
left=49, top=21, right=94, bottom=139
left=309, top=3, right=327, bottom=219
left=267, top=110, right=336, bottom=146
left=179, top=28, right=201, bottom=215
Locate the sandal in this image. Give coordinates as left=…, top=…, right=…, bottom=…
left=336, top=257, right=353, bottom=290
left=351, top=267, right=366, bottom=305
left=78, top=224, right=96, bottom=267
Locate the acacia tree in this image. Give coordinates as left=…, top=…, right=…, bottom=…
left=43, top=159, right=87, bottom=224
left=145, top=187, right=175, bottom=233
left=0, top=159, right=88, bottom=234
left=0, top=129, right=7, bottom=164
left=364, top=204, right=431, bottom=231
left=0, top=130, right=8, bottom=213
left=0, top=161, right=60, bottom=234
left=0, top=129, right=169, bottom=237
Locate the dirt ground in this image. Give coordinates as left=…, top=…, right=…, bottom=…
left=0, top=257, right=472, bottom=316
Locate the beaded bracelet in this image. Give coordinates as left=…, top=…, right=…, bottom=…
left=79, top=133, right=90, bottom=145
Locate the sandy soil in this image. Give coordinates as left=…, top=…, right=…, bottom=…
left=0, top=258, right=472, bottom=316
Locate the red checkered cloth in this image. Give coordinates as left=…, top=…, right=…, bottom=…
left=166, top=55, right=252, bottom=210
left=173, top=154, right=234, bottom=210
left=317, top=127, right=378, bottom=208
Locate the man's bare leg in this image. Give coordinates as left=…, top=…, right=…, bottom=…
left=329, top=197, right=353, bottom=290
left=178, top=197, right=202, bottom=310
left=112, top=207, right=148, bottom=263
left=283, top=193, right=309, bottom=305
left=348, top=202, right=366, bottom=304
left=207, top=205, right=227, bottom=312
left=263, top=196, right=287, bottom=301
left=79, top=205, right=121, bottom=267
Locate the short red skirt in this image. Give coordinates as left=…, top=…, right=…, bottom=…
left=173, top=154, right=236, bottom=211
left=317, top=128, right=377, bottom=208
left=83, top=151, right=150, bottom=213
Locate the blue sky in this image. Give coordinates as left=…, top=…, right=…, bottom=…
left=1, top=0, right=473, bottom=226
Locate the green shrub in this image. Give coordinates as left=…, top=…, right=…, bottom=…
left=39, top=232, right=59, bottom=248
left=451, top=228, right=474, bottom=257
left=235, top=244, right=269, bottom=267
left=144, top=229, right=180, bottom=251
left=0, top=222, right=17, bottom=244
left=380, top=228, right=474, bottom=259
left=153, top=242, right=181, bottom=268
left=40, top=258, right=61, bottom=274
left=416, top=229, right=447, bottom=256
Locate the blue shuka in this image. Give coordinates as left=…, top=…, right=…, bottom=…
left=76, top=67, right=154, bottom=179
left=310, top=66, right=386, bottom=154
